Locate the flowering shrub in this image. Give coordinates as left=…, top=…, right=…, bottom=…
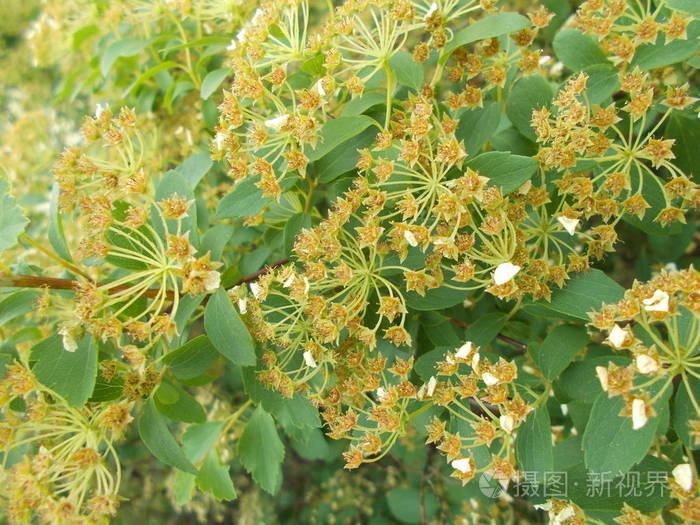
left=0, top=0, right=698, bottom=523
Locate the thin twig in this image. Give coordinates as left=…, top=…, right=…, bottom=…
left=449, top=317, right=527, bottom=352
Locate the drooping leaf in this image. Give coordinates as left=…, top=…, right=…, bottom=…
left=389, top=50, right=424, bottom=92
left=237, top=405, right=285, bottom=494
left=31, top=334, right=97, bottom=407
left=138, top=397, right=197, bottom=474
left=204, top=288, right=256, bottom=366
left=100, top=37, right=151, bottom=76
left=0, top=290, right=39, bottom=327
left=196, top=451, right=237, bottom=501
left=154, top=380, right=207, bottom=424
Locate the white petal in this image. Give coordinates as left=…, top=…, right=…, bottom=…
left=554, top=506, right=575, bottom=524
left=264, top=114, right=289, bottom=131
left=482, top=372, right=499, bottom=386
left=608, top=324, right=627, bottom=348
left=237, top=297, right=247, bottom=314
left=249, top=282, right=264, bottom=300
left=451, top=457, right=473, bottom=473
left=303, top=350, right=317, bottom=368
left=493, top=262, right=521, bottom=285
left=631, top=398, right=648, bottom=430
left=455, top=341, right=473, bottom=360
left=499, top=415, right=514, bottom=433
left=673, top=463, right=694, bottom=492
left=95, top=103, right=109, bottom=119
left=642, top=289, right=669, bottom=312
left=635, top=354, right=659, bottom=374
left=471, top=352, right=480, bottom=370
left=595, top=366, right=609, bottom=391
left=427, top=376, right=437, bottom=396
left=59, top=327, right=77, bottom=353
left=283, top=273, right=295, bottom=288
left=226, top=39, right=237, bottom=51
left=403, top=230, right=418, bottom=247
left=557, top=216, right=580, bottom=235
left=315, top=78, right=326, bottom=97
left=376, top=387, right=387, bottom=401
left=203, top=271, right=221, bottom=291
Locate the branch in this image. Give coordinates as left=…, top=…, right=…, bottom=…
left=448, top=317, right=527, bottom=352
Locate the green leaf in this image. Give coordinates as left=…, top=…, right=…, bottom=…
left=200, top=225, right=234, bottom=261
left=31, top=334, right=97, bottom=407
left=164, top=335, right=219, bottom=380
left=204, top=288, right=256, bottom=366
left=524, top=269, right=624, bottom=321
left=506, top=75, right=553, bottom=141
left=242, top=367, right=321, bottom=429
left=444, top=12, right=531, bottom=57
left=553, top=28, right=609, bottom=71
left=341, top=92, right=386, bottom=117
left=0, top=290, right=38, bottom=326
left=405, top=284, right=467, bottom=311
left=196, top=452, right=237, bottom=501
left=673, top=376, right=700, bottom=449
left=138, top=398, right=197, bottom=474
left=582, top=64, right=621, bottom=105
left=170, top=153, right=213, bottom=192
left=0, top=179, right=28, bottom=253
left=456, top=102, right=502, bottom=154
left=665, top=112, right=700, bottom=181
left=530, top=324, right=589, bottom=381
left=582, top=385, right=671, bottom=473
left=217, top=177, right=268, bottom=218
left=316, top=126, right=378, bottom=183
left=386, top=488, right=438, bottom=524
left=48, top=183, right=72, bottom=262
left=100, top=37, right=150, bottom=76
left=667, top=0, right=700, bottom=16
left=154, top=381, right=207, bottom=424
left=200, top=68, right=230, bottom=100
left=304, top=116, right=377, bottom=162
left=515, top=406, right=554, bottom=480
left=283, top=212, right=312, bottom=255
left=183, top=421, right=225, bottom=463
left=556, top=355, right=630, bottom=402
left=237, top=405, right=285, bottom=494
left=389, top=50, right=424, bottom=92
left=466, top=151, right=538, bottom=194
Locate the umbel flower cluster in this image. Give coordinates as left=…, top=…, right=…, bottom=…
left=0, top=0, right=698, bottom=523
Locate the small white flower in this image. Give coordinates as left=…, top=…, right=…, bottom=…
left=631, top=398, right=648, bottom=430
left=214, top=132, right=226, bottom=150
left=455, top=341, right=473, bottom=360
left=238, top=297, right=247, bottom=314
left=499, top=415, right=514, bottom=433
left=249, top=282, right=264, bottom=300
left=635, top=353, right=659, bottom=374
left=58, top=326, right=77, bottom=353
left=493, top=262, right=521, bottom=285
left=425, top=2, right=438, bottom=18
left=264, top=114, right=289, bottom=131
left=642, top=289, right=670, bottom=312
left=595, top=366, right=609, bottom=391
left=426, top=376, right=437, bottom=397
left=315, top=78, right=326, bottom=97
left=471, top=352, right=480, bottom=370
left=557, top=215, right=580, bottom=236
left=608, top=324, right=628, bottom=348
left=553, top=505, right=575, bottom=524
left=451, top=457, right=473, bottom=473
left=283, top=273, right=295, bottom=288
left=538, top=55, right=553, bottom=66
left=226, top=39, right=237, bottom=51
left=673, top=463, right=694, bottom=492
left=446, top=354, right=456, bottom=365
left=482, top=372, right=499, bottom=386
left=517, top=180, right=532, bottom=194
left=202, top=271, right=221, bottom=291
left=95, top=103, right=109, bottom=119
left=303, top=350, right=317, bottom=368
left=560, top=404, right=569, bottom=416
left=376, top=387, right=387, bottom=402
left=403, top=230, right=418, bottom=247
left=303, top=276, right=310, bottom=295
